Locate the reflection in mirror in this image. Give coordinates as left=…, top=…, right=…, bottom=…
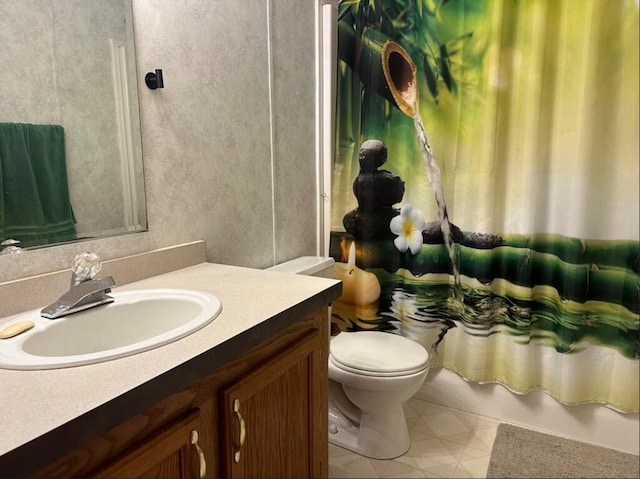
left=0, top=0, right=147, bottom=252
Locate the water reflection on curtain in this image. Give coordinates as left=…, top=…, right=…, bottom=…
left=329, top=0, right=639, bottom=412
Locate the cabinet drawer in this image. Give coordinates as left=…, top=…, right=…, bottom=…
left=92, top=408, right=207, bottom=479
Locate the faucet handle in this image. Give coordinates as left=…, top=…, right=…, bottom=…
left=71, top=252, right=103, bottom=286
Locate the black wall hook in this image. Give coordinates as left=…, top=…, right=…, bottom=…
left=145, top=69, right=164, bottom=89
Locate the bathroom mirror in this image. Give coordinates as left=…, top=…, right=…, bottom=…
left=0, top=0, right=147, bottom=251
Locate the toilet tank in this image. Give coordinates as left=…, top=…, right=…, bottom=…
left=268, top=257, right=336, bottom=336
left=266, top=256, right=335, bottom=278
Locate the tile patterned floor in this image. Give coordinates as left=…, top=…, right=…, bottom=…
left=329, top=398, right=500, bottom=478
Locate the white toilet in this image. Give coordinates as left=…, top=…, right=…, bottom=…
left=267, top=256, right=430, bottom=460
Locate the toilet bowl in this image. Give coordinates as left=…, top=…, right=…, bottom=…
left=328, top=331, right=429, bottom=459
left=266, top=256, right=430, bottom=460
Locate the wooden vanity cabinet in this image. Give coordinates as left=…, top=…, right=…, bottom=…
left=221, top=333, right=323, bottom=478
left=31, top=308, right=328, bottom=479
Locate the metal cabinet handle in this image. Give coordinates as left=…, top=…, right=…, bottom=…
left=190, top=429, right=207, bottom=478
left=233, top=398, right=246, bottom=463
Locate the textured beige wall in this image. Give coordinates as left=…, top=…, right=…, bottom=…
left=0, top=0, right=318, bottom=283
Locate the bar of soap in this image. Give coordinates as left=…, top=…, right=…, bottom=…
left=0, top=320, right=35, bottom=339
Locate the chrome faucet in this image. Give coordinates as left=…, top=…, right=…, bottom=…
left=41, top=252, right=116, bottom=319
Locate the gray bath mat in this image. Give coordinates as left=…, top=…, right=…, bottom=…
left=487, top=423, right=639, bottom=478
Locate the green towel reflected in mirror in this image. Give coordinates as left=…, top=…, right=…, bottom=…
left=0, top=122, right=77, bottom=248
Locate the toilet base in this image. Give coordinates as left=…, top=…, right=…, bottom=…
left=328, top=402, right=411, bottom=459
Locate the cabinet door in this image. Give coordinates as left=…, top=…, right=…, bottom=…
left=92, top=408, right=208, bottom=479
left=222, top=333, right=325, bottom=478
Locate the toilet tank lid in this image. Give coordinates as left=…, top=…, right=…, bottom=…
left=266, top=256, right=335, bottom=276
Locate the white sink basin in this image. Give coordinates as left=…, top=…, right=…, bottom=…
left=0, top=288, right=222, bottom=370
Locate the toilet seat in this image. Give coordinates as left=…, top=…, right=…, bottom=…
left=330, top=331, right=429, bottom=377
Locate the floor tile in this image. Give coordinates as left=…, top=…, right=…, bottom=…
left=472, top=426, right=498, bottom=449
left=406, top=416, right=422, bottom=435
left=407, top=437, right=460, bottom=470
left=391, top=452, right=423, bottom=470
left=464, top=433, right=494, bottom=453
left=368, top=458, right=389, bottom=476
left=330, top=452, right=379, bottom=478
left=459, top=448, right=491, bottom=464
left=421, top=401, right=455, bottom=416
left=458, top=456, right=491, bottom=478
left=376, top=458, right=424, bottom=477
left=473, top=416, right=501, bottom=430
left=406, top=398, right=431, bottom=416
left=451, top=462, right=478, bottom=478
left=422, top=411, right=471, bottom=437
left=387, top=470, right=432, bottom=478
left=329, top=444, right=354, bottom=457
left=409, top=417, right=438, bottom=442
left=440, top=437, right=469, bottom=459
left=450, top=408, right=479, bottom=429
left=421, top=462, right=459, bottom=478
left=329, top=397, right=498, bottom=479
left=438, top=431, right=474, bottom=447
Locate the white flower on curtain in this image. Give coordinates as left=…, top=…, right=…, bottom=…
left=390, top=204, right=425, bottom=254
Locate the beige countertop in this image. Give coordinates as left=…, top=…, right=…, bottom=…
left=0, top=262, right=341, bottom=475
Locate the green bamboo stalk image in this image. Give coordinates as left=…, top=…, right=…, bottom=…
left=338, top=22, right=419, bottom=118
left=331, top=230, right=639, bottom=272
left=501, top=234, right=639, bottom=273
left=330, top=236, right=639, bottom=313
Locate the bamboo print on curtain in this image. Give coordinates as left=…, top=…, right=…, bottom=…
left=329, top=0, right=639, bottom=413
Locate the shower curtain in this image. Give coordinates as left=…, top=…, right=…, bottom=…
left=329, top=0, right=639, bottom=413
